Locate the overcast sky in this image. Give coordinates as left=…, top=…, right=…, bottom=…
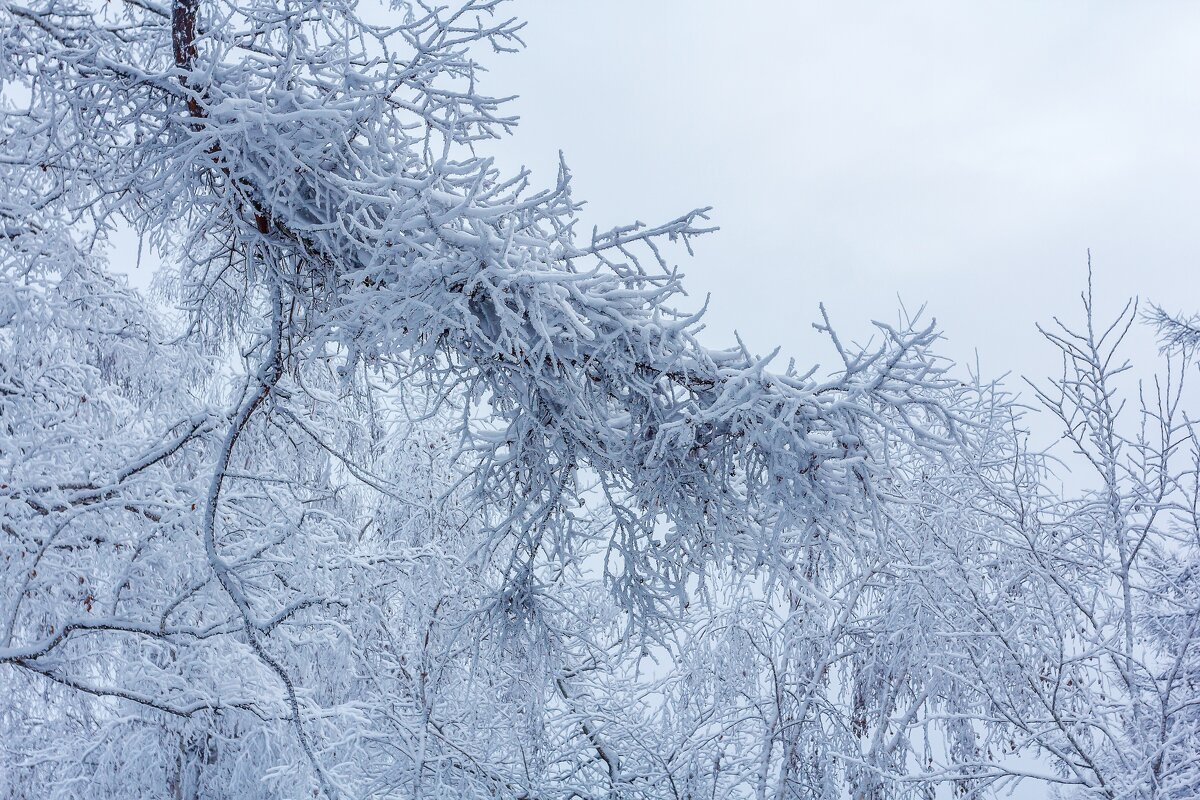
left=109, top=1, right=1200, bottom=448
left=465, top=1, right=1199, bottom=408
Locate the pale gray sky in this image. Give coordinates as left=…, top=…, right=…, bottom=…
left=113, top=0, right=1199, bottom=448
left=474, top=1, right=1199, bottom=402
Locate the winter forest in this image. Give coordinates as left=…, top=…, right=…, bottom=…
left=1, top=0, right=1198, bottom=798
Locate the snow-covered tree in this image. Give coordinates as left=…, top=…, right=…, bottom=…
left=2, top=1, right=1197, bottom=798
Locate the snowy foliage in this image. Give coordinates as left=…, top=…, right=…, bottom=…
left=1, top=1, right=1197, bottom=798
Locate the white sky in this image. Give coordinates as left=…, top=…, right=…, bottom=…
left=471, top=1, right=1199, bottom=406
left=113, top=0, right=1199, bottom=451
